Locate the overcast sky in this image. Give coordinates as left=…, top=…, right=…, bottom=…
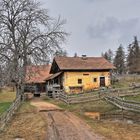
left=41, top=0, right=140, bottom=57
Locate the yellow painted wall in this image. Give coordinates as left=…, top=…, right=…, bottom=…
left=63, top=71, right=111, bottom=93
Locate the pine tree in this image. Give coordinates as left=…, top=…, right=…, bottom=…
left=108, top=49, right=113, bottom=63
left=114, top=44, right=126, bottom=74
left=127, top=45, right=134, bottom=73
left=102, top=49, right=113, bottom=63
left=127, top=36, right=140, bottom=74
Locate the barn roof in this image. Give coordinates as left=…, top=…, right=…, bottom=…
left=45, top=72, right=62, bottom=81
left=25, top=65, right=52, bottom=84
left=50, top=56, right=115, bottom=73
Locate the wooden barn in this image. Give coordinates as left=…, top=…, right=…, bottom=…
left=25, top=65, right=52, bottom=93
left=46, top=56, right=116, bottom=94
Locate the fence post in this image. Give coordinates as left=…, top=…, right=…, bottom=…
left=0, top=95, right=21, bottom=131
left=121, top=106, right=124, bottom=120
left=123, top=97, right=125, bottom=119
left=118, top=90, right=119, bottom=97
left=66, top=94, right=68, bottom=104
left=98, top=91, right=100, bottom=98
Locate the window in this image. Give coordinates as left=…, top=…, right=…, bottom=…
left=93, top=78, right=97, bottom=82
left=78, top=79, right=82, bottom=84
left=83, top=73, right=89, bottom=76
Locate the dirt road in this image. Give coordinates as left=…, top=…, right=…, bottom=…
left=31, top=99, right=104, bottom=140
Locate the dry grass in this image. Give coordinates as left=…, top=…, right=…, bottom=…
left=124, top=95, right=140, bottom=102
left=0, top=89, right=16, bottom=103
left=0, top=89, right=16, bottom=114
left=77, top=108, right=140, bottom=140
left=112, top=75, right=140, bottom=88
left=45, top=97, right=140, bottom=140
left=84, top=118, right=140, bottom=140
left=44, top=97, right=118, bottom=114
left=0, top=102, right=47, bottom=140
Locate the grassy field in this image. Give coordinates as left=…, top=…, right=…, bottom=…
left=1, top=75, right=140, bottom=140
left=84, top=116, right=140, bottom=140
left=44, top=97, right=118, bottom=114
left=0, top=89, right=16, bottom=114
left=0, top=102, right=47, bottom=140
left=0, top=102, right=12, bottom=115
left=112, top=75, right=140, bottom=88
left=0, top=90, right=47, bottom=140
left=124, top=94, right=140, bottom=102
left=43, top=75, right=140, bottom=140
left=44, top=97, right=140, bottom=140
left=0, top=89, right=16, bottom=102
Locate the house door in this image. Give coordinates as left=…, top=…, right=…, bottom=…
left=100, top=77, right=105, bottom=87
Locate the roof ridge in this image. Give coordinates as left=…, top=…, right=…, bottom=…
left=53, top=56, right=116, bottom=71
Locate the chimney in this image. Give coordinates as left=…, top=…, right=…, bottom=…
left=74, top=53, right=78, bottom=57
left=81, top=55, right=87, bottom=60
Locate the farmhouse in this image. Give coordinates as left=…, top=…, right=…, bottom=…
left=46, top=56, right=115, bottom=93
left=25, top=65, right=52, bottom=92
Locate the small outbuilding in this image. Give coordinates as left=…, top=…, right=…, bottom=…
left=25, top=65, right=52, bottom=93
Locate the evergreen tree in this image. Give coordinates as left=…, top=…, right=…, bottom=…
left=102, top=49, right=113, bottom=63
left=127, top=36, right=140, bottom=74
left=108, top=49, right=113, bottom=63
left=102, top=52, right=109, bottom=60
left=114, top=44, right=126, bottom=74
left=127, top=45, right=134, bottom=73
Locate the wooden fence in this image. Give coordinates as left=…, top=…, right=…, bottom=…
left=50, top=88, right=140, bottom=121
left=100, top=112, right=140, bottom=123
left=100, top=87, right=140, bottom=97
left=59, top=92, right=100, bottom=104
left=105, top=96, right=140, bottom=113
left=0, top=95, right=21, bottom=131
left=53, top=87, right=140, bottom=104
left=123, top=99, right=140, bottom=105
left=117, top=74, right=140, bottom=81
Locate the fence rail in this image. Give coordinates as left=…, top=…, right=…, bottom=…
left=58, top=92, right=100, bottom=104
left=50, top=87, right=140, bottom=106
left=100, top=87, right=140, bottom=96
left=100, top=112, right=140, bottom=123
left=0, top=95, right=21, bottom=131
left=105, top=96, right=140, bottom=113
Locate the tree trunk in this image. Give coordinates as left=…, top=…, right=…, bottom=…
left=0, top=87, right=2, bottom=93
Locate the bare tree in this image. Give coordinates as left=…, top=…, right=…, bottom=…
left=0, top=0, right=67, bottom=98
left=0, top=65, right=3, bottom=92
left=54, top=49, right=67, bottom=57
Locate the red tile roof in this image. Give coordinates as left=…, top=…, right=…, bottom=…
left=25, top=65, right=52, bottom=84
left=54, top=56, right=116, bottom=70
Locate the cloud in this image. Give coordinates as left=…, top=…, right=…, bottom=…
left=87, top=17, right=140, bottom=42
left=42, top=0, right=140, bottom=56
left=84, top=0, right=108, bottom=3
